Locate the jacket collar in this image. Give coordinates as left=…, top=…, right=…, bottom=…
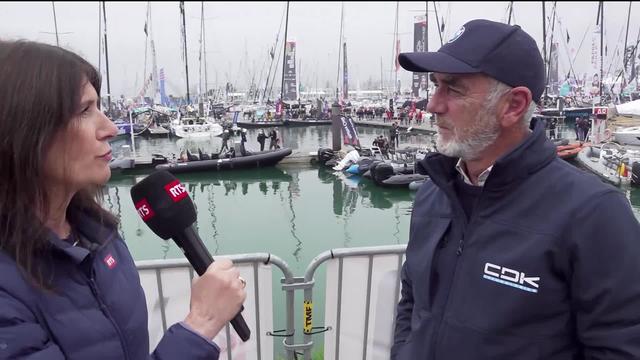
left=455, top=159, right=493, bottom=187
left=47, top=209, right=115, bottom=265
left=417, top=121, right=557, bottom=193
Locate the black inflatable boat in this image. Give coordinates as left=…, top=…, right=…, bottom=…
left=156, top=148, right=292, bottom=174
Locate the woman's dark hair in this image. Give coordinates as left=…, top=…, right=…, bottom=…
left=0, top=40, right=118, bottom=287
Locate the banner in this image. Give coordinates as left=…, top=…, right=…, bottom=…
left=159, top=68, right=169, bottom=107
left=590, top=26, right=601, bottom=101
left=340, top=116, right=360, bottom=147
left=232, top=111, right=240, bottom=127
left=283, top=41, right=298, bottom=101
left=548, top=42, right=559, bottom=95
left=343, top=42, right=349, bottom=100
left=412, top=15, right=427, bottom=98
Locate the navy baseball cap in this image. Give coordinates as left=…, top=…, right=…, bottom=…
left=399, top=19, right=545, bottom=103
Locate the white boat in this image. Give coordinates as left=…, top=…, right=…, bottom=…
left=613, top=126, right=640, bottom=146
left=575, top=142, right=640, bottom=187
left=171, top=117, right=223, bottom=138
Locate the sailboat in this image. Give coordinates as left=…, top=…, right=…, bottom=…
left=171, top=2, right=222, bottom=138
left=539, top=2, right=606, bottom=124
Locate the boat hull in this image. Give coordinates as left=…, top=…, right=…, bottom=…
left=156, top=148, right=292, bottom=174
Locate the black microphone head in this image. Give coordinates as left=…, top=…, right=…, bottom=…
left=130, top=170, right=196, bottom=240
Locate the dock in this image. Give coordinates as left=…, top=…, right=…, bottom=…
left=236, top=117, right=439, bottom=135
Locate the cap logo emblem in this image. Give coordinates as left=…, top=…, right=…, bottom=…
left=448, top=26, right=465, bottom=43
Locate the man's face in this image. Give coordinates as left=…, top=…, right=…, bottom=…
left=426, top=73, right=505, bottom=160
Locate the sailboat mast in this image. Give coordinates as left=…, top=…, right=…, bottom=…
left=599, top=1, right=603, bottom=104
left=298, top=58, right=302, bottom=100
left=280, top=1, right=290, bottom=102
left=202, top=2, right=208, bottom=102
left=98, top=2, right=102, bottom=74
left=425, top=1, right=428, bottom=52
left=102, top=1, right=112, bottom=113
left=262, top=7, right=286, bottom=104
left=180, top=2, right=191, bottom=104
left=198, top=3, right=203, bottom=104
left=623, top=1, right=632, bottom=69
left=422, top=1, right=429, bottom=101
left=507, top=1, right=513, bottom=25
left=545, top=2, right=557, bottom=97
left=542, top=1, right=547, bottom=101
left=393, top=2, right=399, bottom=95
left=51, top=2, right=60, bottom=46
left=433, top=1, right=443, bottom=46
left=380, top=57, right=384, bottom=95
left=336, top=2, right=344, bottom=101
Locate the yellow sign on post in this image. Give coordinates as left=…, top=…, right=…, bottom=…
left=303, top=300, right=313, bottom=334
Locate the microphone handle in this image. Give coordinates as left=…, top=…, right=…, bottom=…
left=174, top=225, right=251, bottom=342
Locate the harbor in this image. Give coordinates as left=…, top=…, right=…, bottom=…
left=4, top=1, right=640, bottom=359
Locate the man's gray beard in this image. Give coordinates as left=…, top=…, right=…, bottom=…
left=435, top=107, right=501, bottom=161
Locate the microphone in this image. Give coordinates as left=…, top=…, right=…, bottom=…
left=130, top=170, right=251, bottom=342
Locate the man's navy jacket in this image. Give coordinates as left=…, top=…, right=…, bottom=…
left=392, top=123, right=640, bottom=359
left=0, top=211, right=220, bottom=359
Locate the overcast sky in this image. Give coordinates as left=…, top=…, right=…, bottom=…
left=1, top=1, right=637, bottom=98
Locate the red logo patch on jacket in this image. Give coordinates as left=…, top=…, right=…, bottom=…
left=104, top=254, right=117, bottom=269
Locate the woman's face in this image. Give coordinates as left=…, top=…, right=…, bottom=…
left=43, top=81, right=118, bottom=191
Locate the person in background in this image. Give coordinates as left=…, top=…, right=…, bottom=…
left=390, top=122, right=400, bottom=149
left=393, top=19, right=640, bottom=359
left=579, top=115, right=591, bottom=142
left=0, top=40, right=246, bottom=359
left=257, top=129, right=267, bottom=151
left=548, top=117, right=557, bottom=139
left=268, top=128, right=278, bottom=150
left=575, top=116, right=582, bottom=140
left=240, top=128, right=248, bottom=156
left=220, top=129, right=231, bottom=153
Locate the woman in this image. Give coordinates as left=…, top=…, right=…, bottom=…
left=0, top=40, right=246, bottom=359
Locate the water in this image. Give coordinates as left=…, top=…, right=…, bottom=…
left=105, top=125, right=640, bottom=359
left=106, top=166, right=414, bottom=267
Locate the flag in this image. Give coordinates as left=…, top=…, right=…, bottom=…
left=566, top=30, right=570, bottom=43
left=341, top=116, right=360, bottom=147
left=619, top=162, right=628, bottom=177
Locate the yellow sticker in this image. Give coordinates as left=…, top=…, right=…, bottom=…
left=303, top=300, right=313, bottom=333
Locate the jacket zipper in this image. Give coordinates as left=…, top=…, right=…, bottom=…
left=86, top=267, right=130, bottom=360
left=429, top=185, right=480, bottom=359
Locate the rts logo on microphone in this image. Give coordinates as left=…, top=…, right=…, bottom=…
left=135, top=198, right=154, bottom=221
left=165, top=180, right=188, bottom=202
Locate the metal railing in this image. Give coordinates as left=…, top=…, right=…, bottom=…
left=302, top=245, right=407, bottom=360
left=136, top=245, right=408, bottom=360
left=136, top=253, right=295, bottom=360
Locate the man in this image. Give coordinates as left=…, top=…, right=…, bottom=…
left=219, top=129, right=230, bottom=153
left=240, top=128, right=248, bottom=156
left=268, top=128, right=278, bottom=150
left=392, top=19, right=640, bottom=359
left=548, top=117, right=557, bottom=139
left=575, top=116, right=583, bottom=140
left=389, top=122, right=399, bottom=149
left=257, top=129, right=267, bottom=151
